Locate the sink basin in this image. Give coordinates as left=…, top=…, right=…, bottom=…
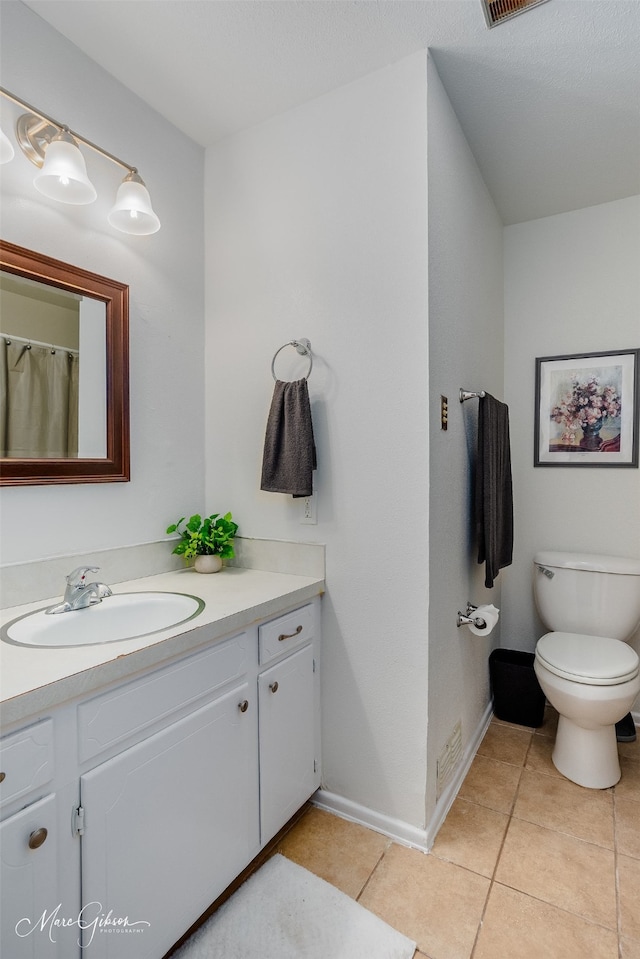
left=2, top=592, right=205, bottom=648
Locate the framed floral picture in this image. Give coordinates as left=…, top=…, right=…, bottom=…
left=534, top=349, right=639, bottom=467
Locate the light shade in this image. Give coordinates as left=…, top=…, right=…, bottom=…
left=34, top=129, right=97, bottom=205
left=0, top=127, right=14, bottom=164
left=108, top=171, right=161, bottom=235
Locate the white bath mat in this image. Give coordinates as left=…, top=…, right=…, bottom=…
left=172, top=853, right=416, bottom=959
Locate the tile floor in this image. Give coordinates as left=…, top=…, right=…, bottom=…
left=274, top=708, right=640, bottom=959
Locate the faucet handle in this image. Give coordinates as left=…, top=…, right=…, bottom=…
left=66, top=566, right=100, bottom=586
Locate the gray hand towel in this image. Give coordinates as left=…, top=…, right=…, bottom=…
left=475, top=393, right=514, bottom=588
left=261, top=378, right=317, bottom=497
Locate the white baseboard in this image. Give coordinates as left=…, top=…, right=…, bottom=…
left=315, top=703, right=635, bottom=854
left=313, top=701, right=494, bottom=853
left=312, top=790, right=430, bottom=853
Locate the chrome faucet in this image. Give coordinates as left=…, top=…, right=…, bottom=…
left=45, top=566, right=113, bottom=615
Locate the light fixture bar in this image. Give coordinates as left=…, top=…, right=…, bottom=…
left=0, top=86, right=136, bottom=174
left=1, top=86, right=161, bottom=234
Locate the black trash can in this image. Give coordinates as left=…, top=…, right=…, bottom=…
left=489, top=649, right=546, bottom=727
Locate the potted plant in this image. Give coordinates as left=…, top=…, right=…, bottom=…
left=166, top=512, right=239, bottom=573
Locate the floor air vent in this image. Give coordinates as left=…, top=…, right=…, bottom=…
left=481, top=0, right=551, bottom=28
left=436, top=721, right=463, bottom=800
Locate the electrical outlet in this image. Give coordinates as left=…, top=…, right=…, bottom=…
left=300, top=494, right=317, bottom=525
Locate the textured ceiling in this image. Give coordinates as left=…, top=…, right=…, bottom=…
left=19, top=0, right=640, bottom=224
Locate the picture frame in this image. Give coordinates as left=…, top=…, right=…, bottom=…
left=534, top=349, right=639, bottom=467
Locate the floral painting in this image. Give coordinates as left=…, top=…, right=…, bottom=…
left=534, top=350, right=639, bottom=467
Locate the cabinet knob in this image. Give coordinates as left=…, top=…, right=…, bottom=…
left=278, top=625, right=303, bottom=642
left=0, top=771, right=5, bottom=783
left=269, top=681, right=279, bottom=694
left=238, top=700, right=249, bottom=713
left=28, top=827, right=48, bottom=850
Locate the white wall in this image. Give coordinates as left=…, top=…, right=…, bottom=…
left=426, top=58, right=504, bottom=825
left=502, top=197, right=640, bottom=676
left=205, top=53, right=431, bottom=829
left=7, top=0, right=635, bottom=841
left=0, top=1, right=205, bottom=564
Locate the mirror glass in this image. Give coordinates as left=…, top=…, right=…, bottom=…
left=1, top=272, right=107, bottom=459
left=0, top=241, right=129, bottom=485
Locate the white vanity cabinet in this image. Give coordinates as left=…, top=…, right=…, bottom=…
left=258, top=604, right=320, bottom=843
left=1, top=793, right=61, bottom=959
left=0, top=720, right=76, bottom=959
left=0, top=594, right=321, bottom=959
left=1, top=795, right=59, bottom=959
left=80, top=680, right=259, bottom=958
left=76, top=629, right=259, bottom=958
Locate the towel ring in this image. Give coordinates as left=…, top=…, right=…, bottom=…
left=271, top=339, right=313, bottom=382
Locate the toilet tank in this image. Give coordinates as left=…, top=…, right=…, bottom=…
left=533, top=551, right=640, bottom=641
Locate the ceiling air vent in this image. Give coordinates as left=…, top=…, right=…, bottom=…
left=481, top=0, right=551, bottom=28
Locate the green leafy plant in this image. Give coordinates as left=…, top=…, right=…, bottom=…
left=166, top=512, right=239, bottom=562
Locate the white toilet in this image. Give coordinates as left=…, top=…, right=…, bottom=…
left=533, top=550, right=640, bottom=789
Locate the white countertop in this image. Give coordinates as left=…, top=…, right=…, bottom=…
left=0, top=566, right=324, bottom=728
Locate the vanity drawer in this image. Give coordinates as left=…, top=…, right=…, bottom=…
left=0, top=719, right=54, bottom=808
left=259, top=604, right=314, bottom=665
left=78, top=632, right=251, bottom=762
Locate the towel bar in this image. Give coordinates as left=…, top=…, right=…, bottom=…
left=459, top=389, right=486, bottom=403
left=271, top=339, right=313, bottom=381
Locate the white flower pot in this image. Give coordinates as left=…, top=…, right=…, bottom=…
left=194, top=554, right=223, bottom=574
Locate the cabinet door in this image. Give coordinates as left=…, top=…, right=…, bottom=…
left=259, top=643, right=319, bottom=843
left=80, top=682, right=259, bottom=959
left=1, top=794, right=67, bottom=959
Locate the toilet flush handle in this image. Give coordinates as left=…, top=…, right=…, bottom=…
left=536, top=564, right=555, bottom=579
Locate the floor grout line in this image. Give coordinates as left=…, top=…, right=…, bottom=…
left=613, top=787, right=624, bottom=959
left=354, top=839, right=392, bottom=904
left=489, top=878, right=621, bottom=933
left=281, top=713, right=639, bottom=959
left=469, top=735, right=531, bottom=959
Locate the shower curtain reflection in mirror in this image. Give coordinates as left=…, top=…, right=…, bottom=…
left=1, top=339, right=79, bottom=457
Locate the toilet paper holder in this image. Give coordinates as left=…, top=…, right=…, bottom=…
left=456, top=603, right=488, bottom=630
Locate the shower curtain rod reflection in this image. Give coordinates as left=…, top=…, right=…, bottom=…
left=1, top=331, right=79, bottom=356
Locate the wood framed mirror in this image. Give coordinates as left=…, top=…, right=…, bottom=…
left=0, top=240, right=129, bottom=485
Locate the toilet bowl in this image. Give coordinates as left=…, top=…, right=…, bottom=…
left=532, top=551, right=640, bottom=789
left=534, top=632, right=640, bottom=788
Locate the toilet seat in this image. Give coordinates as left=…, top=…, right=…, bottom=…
left=535, top=632, right=640, bottom=686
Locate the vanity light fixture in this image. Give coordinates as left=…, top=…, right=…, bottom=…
left=108, top=170, right=161, bottom=235
left=0, top=87, right=161, bottom=235
left=33, top=127, right=97, bottom=205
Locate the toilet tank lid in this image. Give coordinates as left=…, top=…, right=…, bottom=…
left=534, top=551, right=640, bottom=576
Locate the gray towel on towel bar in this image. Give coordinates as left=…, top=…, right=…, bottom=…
left=261, top=378, right=317, bottom=497
left=475, top=393, right=513, bottom=589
